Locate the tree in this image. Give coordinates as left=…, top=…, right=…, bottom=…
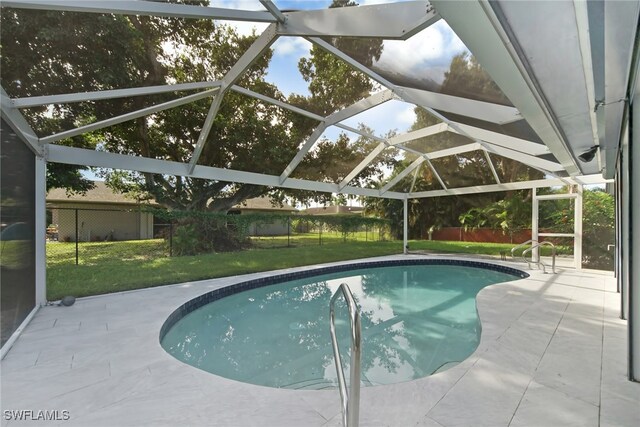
left=1, top=1, right=385, bottom=212
left=539, top=187, right=614, bottom=269
left=365, top=52, right=542, bottom=238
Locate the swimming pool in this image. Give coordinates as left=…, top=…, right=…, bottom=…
left=161, top=260, right=526, bottom=389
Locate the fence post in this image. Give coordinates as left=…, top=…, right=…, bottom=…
left=319, top=221, right=322, bottom=246
left=75, top=208, right=79, bottom=265
left=169, top=222, right=173, bottom=257
left=287, top=216, right=291, bottom=248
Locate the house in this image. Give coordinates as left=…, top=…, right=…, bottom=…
left=47, top=184, right=298, bottom=241
left=229, top=197, right=298, bottom=236
left=302, top=205, right=365, bottom=215
left=46, top=182, right=156, bottom=242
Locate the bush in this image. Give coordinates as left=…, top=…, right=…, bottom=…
left=171, top=224, right=200, bottom=256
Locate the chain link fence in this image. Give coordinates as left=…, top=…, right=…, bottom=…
left=46, top=207, right=392, bottom=265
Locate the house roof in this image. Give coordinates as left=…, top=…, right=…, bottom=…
left=302, top=205, right=364, bottom=215
left=46, top=182, right=149, bottom=205
left=231, top=197, right=297, bottom=212
left=47, top=184, right=295, bottom=212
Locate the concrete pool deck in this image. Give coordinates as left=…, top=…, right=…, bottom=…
left=1, top=254, right=638, bottom=426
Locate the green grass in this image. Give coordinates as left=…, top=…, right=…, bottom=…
left=1, top=240, right=32, bottom=269
left=46, top=240, right=403, bottom=300
left=250, top=230, right=388, bottom=248
left=47, top=239, right=167, bottom=266
left=408, top=239, right=572, bottom=256
left=46, top=238, right=566, bottom=300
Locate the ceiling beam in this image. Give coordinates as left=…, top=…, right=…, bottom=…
left=39, top=88, right=219, bottom=144
left=425, top=158, right=448, bottom=190
left=259, top=0, right=286, bottom=23
left=427, top=142, right=483, bottom=159
left=0, top=87, right=43, bottom=155
left=12, top=81, right=223, bottom=108
left=380, top=157, right=426, bottom=195
left=338, top=142, right=387, bottom=190
left=310, top=32, right=560, bottom=179
left=230, top=85, right=325, bottom=122
left=278, top=90, right=393, bottom=183
left=387, top=123, right=449, bottom=146
left=2, top=0, right=276, bottom=22
left=40, top=88, right=218, bottom=144
left=187, top=93, right=224, bottom=174
left=481, top=142, right=564, bottom=172
left=410, top=178, right=571, bottom=199
left=409, top=165, right=421, bottom=193
left=573, top=0, right=601, bottom=171
left=189, top=24, right=278, bottom=171
left=430, top=0, right=582, bottom=176
left=308, top=37, right=397, bottom=89
left=279, top=124, right=327, bottom=184
left=447, top=122, right=550, bottom=155
left=46, top=144, right=406, bottom=200
left=409, top=174, right=610, bottom=198
left=396, top=86, right=522, bottom=125
left=325, top=90, right=394, bottom=125
left=378, top=142, right=484, bottom=195
left=221, top=25, right=278, bottom=89
left=484, top=150, right=501, bottom=184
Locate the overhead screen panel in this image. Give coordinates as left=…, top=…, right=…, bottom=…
left=0, top=0, right=608, bottom=202
left=288, top=126, right=393, bottom=186
left=0, top=8, right=265, bottom=97
left=326, top=20, right=515, bottom=107
left=196, top=92, right=322, bottom=175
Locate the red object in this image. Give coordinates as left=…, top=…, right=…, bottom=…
left=428, top=227, right=534, bottom=244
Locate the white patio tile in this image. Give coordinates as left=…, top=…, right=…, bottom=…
left=510, top=381, right=599, bottom=427
left=1, top=255, right=636, bottom=427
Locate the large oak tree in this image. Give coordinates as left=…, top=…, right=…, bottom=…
left=1, top=0, right=389, bottom=210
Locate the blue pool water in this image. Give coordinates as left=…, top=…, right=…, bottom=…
left=161, top=264, right=520, bottom=389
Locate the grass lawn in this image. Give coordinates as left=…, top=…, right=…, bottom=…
left=46, top=240, right=403, bottom=300
left=408, top=240, right=569, bottom=256
left=46, top=238, right=563, bottom=300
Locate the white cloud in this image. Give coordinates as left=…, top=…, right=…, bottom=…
left=217, top=19, right=269, bottom=37
left=339, top=100, right=416, bottom=136
left=396, top=105, right=416, bottom=127
left=212, top=0, right=269, bottom=37
left=272, top=37, right=312, bottom=58
left=213, top=0, right=265, bottom=11
left=375, top=20, right=468, bottom=72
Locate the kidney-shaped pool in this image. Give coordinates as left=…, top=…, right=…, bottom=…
left=161, top=260, right=526, bottom=390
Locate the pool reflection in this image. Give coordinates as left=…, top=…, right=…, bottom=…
left=162, top=265, right=516, bottom=389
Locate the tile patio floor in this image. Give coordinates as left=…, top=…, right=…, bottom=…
left=1, top=255, right=638, bottom=426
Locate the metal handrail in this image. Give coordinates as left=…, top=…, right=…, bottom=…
left=329, top=283, right=362, bottom=427
left=510, top=239, right=538, bottom=259
left=522, top=241, right=556, bottom=273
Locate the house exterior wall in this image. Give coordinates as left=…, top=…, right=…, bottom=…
left=48, top=203, right=153, bottom=241
left=238, top=210, right=292, bottom=236
left=251, top=220, right=290, bottom=236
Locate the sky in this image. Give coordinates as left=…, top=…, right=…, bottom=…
left=85, top=0, right=469, bottom=183
left=215, top=0, right=469, bottom=141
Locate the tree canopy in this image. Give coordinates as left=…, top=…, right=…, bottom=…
left=1, top=0, right=388, bottom=210
left=365, top=52, right=543, bottom=238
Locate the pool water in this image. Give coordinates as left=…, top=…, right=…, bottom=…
left=161, top=265, right=519, bottom=389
